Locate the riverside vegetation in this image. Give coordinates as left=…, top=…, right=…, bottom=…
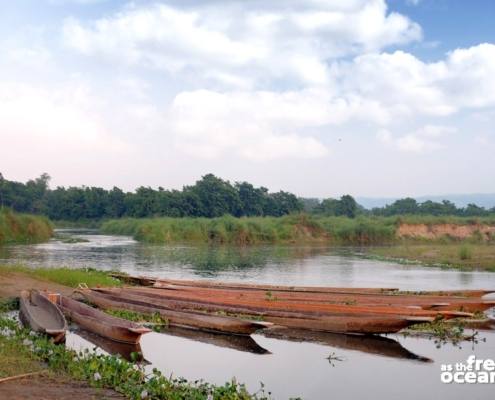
left=0, top=209, right=53, bottom=245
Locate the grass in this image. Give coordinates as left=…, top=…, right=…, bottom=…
left=366, top=244, right=495, bottom=271
left=102, top=214, right=398, bottom=245
left=0, top=265, right=122, bottom=288
left=102, top=214, right=495, bottom=246
left=0, top=208, right=53, bottom=245
left=104, top=309, right=168, bottom=330
left=0, top=334, right=44, bottom=378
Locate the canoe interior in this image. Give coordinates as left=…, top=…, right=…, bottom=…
left=57, top=295, right=149, bottom=331
left=19, top=290, right=67, bottom=340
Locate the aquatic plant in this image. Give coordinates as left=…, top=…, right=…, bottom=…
left=0, top=315, right=272, bottom=400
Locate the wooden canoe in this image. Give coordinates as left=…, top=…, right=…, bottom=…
left=75, top=289, right=269, bottom=336
left=86, top=288, right=435, bottom=334
left=110, top=273, right=399, bottom=294
left=142, top=284, right=493, bottom=312
left=45, top=293, right=151, bottom=344
left=19, top=290, right=67, bottom=343
left=100, top=287, right=472, bottom=319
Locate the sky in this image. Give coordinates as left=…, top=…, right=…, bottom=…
left=1, top=0, right=494, bottom=198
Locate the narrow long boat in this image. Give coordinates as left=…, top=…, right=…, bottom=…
left=45, top=293, right=151, bottom=344
left=84, top=289, right=435, bottom=334
left=75, top=289, right=269, bottom=336
left=110, top=273, right=399, bottom=294
left=143, top=284, right=495, bottom=312
left=99, top=287, right=472, bottom=319
left=19, top=290, right=67, bottom=343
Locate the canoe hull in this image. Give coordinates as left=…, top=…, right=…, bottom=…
left=19, top=290, right=67, bottom=343
left=76, top=289, right=267, bottom=336
left=49, top=294, right=150, bottom=344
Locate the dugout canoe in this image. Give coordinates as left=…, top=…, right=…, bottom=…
left=45, top=293, right=151, bottom=344
left=19, top=290, right=67, bottom=343
left=86, top=289, right=435, bottom=334
left=75, top=289, right=269, bottom=336
left=99, top=287, right=472, bottom=320
left=138, top=284, right=493, bottom=312
left=110, top=273, right=399, bottom=294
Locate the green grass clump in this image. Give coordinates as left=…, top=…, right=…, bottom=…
left=0, top=209, right=53, bottom=245
left=458, top=245, right=472, bottom=260
left=0, top=265, right=121, bottom=288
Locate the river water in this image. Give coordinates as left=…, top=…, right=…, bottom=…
left=1, top=229, right=494, bottom=399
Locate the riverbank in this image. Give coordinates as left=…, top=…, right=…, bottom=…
left=101, top=214, right=495, bottom=246
left=0, top=209, right=53, bottom=245
left=365, top=244, right=495, bottom=272
left=101, top=215, right=397, bottom=245
left=0, top=266, right=121, bottom=297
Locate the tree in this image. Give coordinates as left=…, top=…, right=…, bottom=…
left=188, top=174, right=241, bottom=217
left=335, top=195, right=358, bottom=218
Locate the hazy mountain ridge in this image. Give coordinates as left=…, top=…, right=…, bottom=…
left=356, top=194, right=495, bottom=210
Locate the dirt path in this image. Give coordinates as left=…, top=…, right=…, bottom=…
left=0, top=272, right=74, bottom=298
left=0, top=375, right=124, bottom=400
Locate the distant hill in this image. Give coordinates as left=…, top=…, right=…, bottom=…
left=356, top=193, right=495, bottom=210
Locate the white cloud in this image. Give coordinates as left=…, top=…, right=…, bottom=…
left=169, top=90, right=329, bottom=161
left=378, top=125, right=455, bottom=153
left=62, top=0, right=421, bottom=86
left=0, top=81, right=130, bottom=154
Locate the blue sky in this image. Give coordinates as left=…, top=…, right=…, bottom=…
left=1, top=0, right=494, bottom=197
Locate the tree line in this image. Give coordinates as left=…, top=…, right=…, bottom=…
left=0, top=173, right=302, bottom=220
left=0, top=172, right=493, bottom=221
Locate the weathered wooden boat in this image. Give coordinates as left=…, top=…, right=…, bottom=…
left=142, top=284, right=493, bottom=312
left=110, top=273, right=400, bottom=294
left=19, top=290, right=67, bottom=343
left=98, top=287, right=472, bottom=320
left=75, top=289, right=269, bottom=336
left=45, top=293, right=151, bottom=344
left=86, top=288, right=436, bottom=334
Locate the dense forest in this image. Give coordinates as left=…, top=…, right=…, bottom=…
left=0, top=173, right=493, bottom=221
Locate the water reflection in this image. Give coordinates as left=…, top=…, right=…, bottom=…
left=71, top=328, right=145, bottom=362
left=5, top=230, right=494, bottom=399
left=262, top=328, right=432, bottom=362
left=1, top=229, right=495, bottom=291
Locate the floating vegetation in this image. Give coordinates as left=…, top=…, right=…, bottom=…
left=0, top=315, right=272, bottom=399
left=401, top=318, right=486, bottom=347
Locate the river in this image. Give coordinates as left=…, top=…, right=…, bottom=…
left=1, top=229, right=494, bottom=399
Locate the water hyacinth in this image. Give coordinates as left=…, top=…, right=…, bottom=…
left=0, top=314, right=272, bottom=400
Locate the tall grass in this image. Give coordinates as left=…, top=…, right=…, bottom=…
left=102, top=214, right=398, bottom=245
left=0, top=209, right=53, bottom=245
